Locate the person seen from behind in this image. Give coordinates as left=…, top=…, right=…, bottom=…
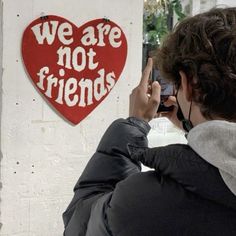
left=63, top=7, right=236, bottom=236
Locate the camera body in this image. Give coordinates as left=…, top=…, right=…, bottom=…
left=151, top=69, right=174, bottom=112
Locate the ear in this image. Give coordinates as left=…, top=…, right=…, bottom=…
left=179, top=71, right=192, bottom=101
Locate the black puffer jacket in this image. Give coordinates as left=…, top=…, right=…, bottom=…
left=63, top=118, right=236, bottom=236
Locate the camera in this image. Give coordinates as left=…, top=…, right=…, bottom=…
left=151, top=68, right=174, bottom=112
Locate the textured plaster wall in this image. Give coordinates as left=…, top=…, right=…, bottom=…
left=0, top=0, right=143, bottom=235
left=0, top=0, right=2, bottom=230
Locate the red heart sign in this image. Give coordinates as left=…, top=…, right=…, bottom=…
left=22, top=16, right=127, bottom=125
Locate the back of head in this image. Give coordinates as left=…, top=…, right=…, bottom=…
left=156, top=7, right=236, bottom=121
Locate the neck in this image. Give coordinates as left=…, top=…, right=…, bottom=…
left=190, top=103, right=208, bottom=127
left=188, top=102, right=235, bottom=127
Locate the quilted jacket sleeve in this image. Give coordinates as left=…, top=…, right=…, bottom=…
left=63, top=117, right=150, bottom=236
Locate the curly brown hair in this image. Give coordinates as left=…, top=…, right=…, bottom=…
left=155, top=7, right=236, bottom=121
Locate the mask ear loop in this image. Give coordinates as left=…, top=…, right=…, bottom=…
left=175, top=85, right=194, bottom=133
left=183, top=99, right=193, bottom=133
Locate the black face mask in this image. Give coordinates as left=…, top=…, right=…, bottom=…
left=176, top=89, right=193, bottom=133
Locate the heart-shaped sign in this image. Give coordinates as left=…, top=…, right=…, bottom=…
left=22, top=15, right=127, bottom=125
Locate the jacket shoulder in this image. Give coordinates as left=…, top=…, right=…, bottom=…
left=106, top=171, right=187, bottom=235
left=106, top=170, right=236, bottom=236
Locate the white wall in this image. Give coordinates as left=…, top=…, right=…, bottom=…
left=216, top=0, right=236, bottom=6
left=0, top=0, right=143, bottom=235
left=190, top=0, right=236, bottom=15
